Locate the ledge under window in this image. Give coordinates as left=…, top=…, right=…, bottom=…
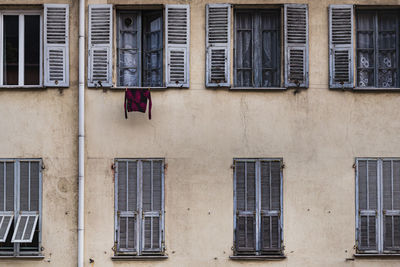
left=353, top=87, right=400, bottom=91
left=229, top=87, right=287, bottom=91
left=111, top=86, right=168, bottom=90
left=111, top=255, right=168, bottom=261
left=0, top=255, right=45, bottom=260
left=230, top=255, right=286, bottom=261
left=353, top=253, right=400, bottom=259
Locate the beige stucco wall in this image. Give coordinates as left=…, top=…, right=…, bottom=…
left=2, top=0, right=400, bottom=266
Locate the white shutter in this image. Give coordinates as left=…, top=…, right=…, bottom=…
left=329, top=5, right=354, bottom=89
left=165, top=5, right=190, bottom=88
left=206, top=4, right=231, bottom=87
left=44, top=4, right=69, bottom=87
left=284, top=4, right=309, bottom=88
left=88, top=5, right=113, bottom=87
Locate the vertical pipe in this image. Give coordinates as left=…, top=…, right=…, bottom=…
left=78, top=0, right=85, bottom=266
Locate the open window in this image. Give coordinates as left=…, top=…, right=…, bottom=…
left=0, top=5, right=69, bottom=88
left=206, top=4, right=309, bottom=89
left=88, top=4, right=190, bottom=89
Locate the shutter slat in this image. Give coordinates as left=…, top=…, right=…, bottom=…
left=166, top=5, right=190, bottom=87
left=284, top=4, right=308, bottom=88
left=206, top=4, right=231, bottom=87
left=88, top=5, right=113, bottom=87
left=329, top=5, right=354, bottom=88
left=44, top=4, right=69, bottom=87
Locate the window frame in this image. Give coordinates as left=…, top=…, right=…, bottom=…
left=114, top=158, right=165, bottom=257
left=0, top=159, right=42, bottom=257
left=0, top=10, right=43, bottom=88
left=355, top=8, right=400, bottom=89
left=355, top=157, right=400, bottom=254
left=233, top=158, right=284, bottom=256
left=233, top=8, right=282, bottom=89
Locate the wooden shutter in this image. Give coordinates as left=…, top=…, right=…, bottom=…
left=260, top=160, right=281, bottom=251
left=165, top=5, right=190, bottom=88
left=141, top=160, right=164, bottom=253
left=0, top=161, right=14, bottom=243
left=329, top=5, right=354, bottom=89
left=284, top=4, right=308, bottom=88
left=234, top=161, right=256, bottom=252
left=44, top=4, right=69, bottom=87
left=116, top=160, right=138, bottom=253
left=382, top=159, right=400, bottom=251
left=88, top=5, right=113, bottom=87
left=357, top=159, right=379, bottom=252
left=206, top=4, right=231, bottom=87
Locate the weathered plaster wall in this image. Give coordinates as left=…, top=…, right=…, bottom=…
left=2, top=0, right=400, bottom=266
left=0, top=1, right=78, bottom=266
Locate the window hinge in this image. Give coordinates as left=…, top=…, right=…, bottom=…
left=352, top=163, right=356, bottom=169
left=231, top=164, right=235, bottom=169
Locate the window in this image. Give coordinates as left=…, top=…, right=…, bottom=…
left=114, top=159, right=164, bottom=256
left=206, top=4, right=309, bottom=89
left=0, top=159, right=42, bottom=257
left=0, top=5, right=69, bottom=88
left=233, top=159, right=283, bottom=256
left=329, top=5, right=400, bottom=89
left=88, top=4, right=190, bottom=88
left=356, top=158, right=400, bottom=254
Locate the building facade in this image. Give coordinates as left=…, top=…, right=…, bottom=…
left=1, top=0, right=400, bottom=266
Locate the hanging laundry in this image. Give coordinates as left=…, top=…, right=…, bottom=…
left=124, top=89, right=152, bottom=120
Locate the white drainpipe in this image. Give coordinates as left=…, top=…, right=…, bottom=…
left=78, top=0, right=85, bottom=266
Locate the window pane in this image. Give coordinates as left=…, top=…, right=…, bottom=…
left=261, top=11, right=280, bottom=87
left=3, top=16, right=19, bottom=85
left=24, top=15, right=40, bottom=85
left=235, top=12, right=253, bottom=87
left=356, top=12, right=375, bottom=87
left=118, top=12, right=140, bottom=87
left=143, top=12, right=162, bottom=87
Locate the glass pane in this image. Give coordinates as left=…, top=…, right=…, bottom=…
left=24, top=15, right=40, bottom=85
left=143, top=12, right=162, bottom=87
left=3, top=16, right=19, bottom=85
left=235, top=12, right=252, bottom=87
left=261, top=11, right=280, bottom=87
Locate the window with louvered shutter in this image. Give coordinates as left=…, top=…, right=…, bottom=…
left=88, top=5, right=113, bottom=87
left=329, top=5, right=354, bottom=89
left=234, top=159, right=283, bottom=256
left=356, top=158, right=400, bottom=254
left=284, top=4, right=309, bottom=88
left=0, top=159, right=42, bottom=256
left=115, top=159, right=164, bottom=256
left=166, top=5, right=190, bottom=88
left=44, top=4, right=69, bottom=87
left=206, top=4, right=231, bottom=87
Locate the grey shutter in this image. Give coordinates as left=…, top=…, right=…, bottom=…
left=260, top=160, right=281, bottom=251
left=165, top=5, right=190, bottom=88
left=357, top=159, right=379, bottom=252
left=44, top=4, right=69, bottom=87
left=0, top=162, right=14, bottom=212
left=235, top=161, right=256, bottom=252
left=329, top=5, right=354, bottom=89
left=141, top=160, right=164, bottom=253
left=206, top=4, right=231, bottom=87
left=88, top=5, right=113, bottom=87
left=284, top=4, right=308, bottom=88
left=382, top=160, right=400, bottom=251
left=116, top=160, right=138, bottom=253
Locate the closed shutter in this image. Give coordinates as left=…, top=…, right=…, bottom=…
left=141, top=160, right=163, bottom=253
left=0, top=161, right=14, bottom=242
left=116, top=160, right=138, bottom=253
left=165, top=5, right=190, bottom=88
left=329, top=5, right=354, bottom=89
left=260, top=160, right=281, bottom=251
left=357, top=159, right=379, bottom=252
left=284, top=4, right=308, bottom=88
left=235, top=161, right=256, bottom=252
left=382, top=159, right=400, bottom=251
left=44, top=4, right=69, bottom=87
left=206, top=4, right=231, bottom=87
left=88, top=5, right=113, bottom=87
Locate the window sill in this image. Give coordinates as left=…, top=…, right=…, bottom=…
left=0, top=86, right=45, bottom=89
left=229, top=87, right=287, bottom=91
left=111, top=255, right=168, bottom=261
left=0, top=255, right=45, bottom=260
left=353, top=253, right=400, bottom=259
left=230, top=255, right=286, bottom=261
left=111, top=86, right=168, bottom=90
left=353, top=87, right=400, bottom=91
